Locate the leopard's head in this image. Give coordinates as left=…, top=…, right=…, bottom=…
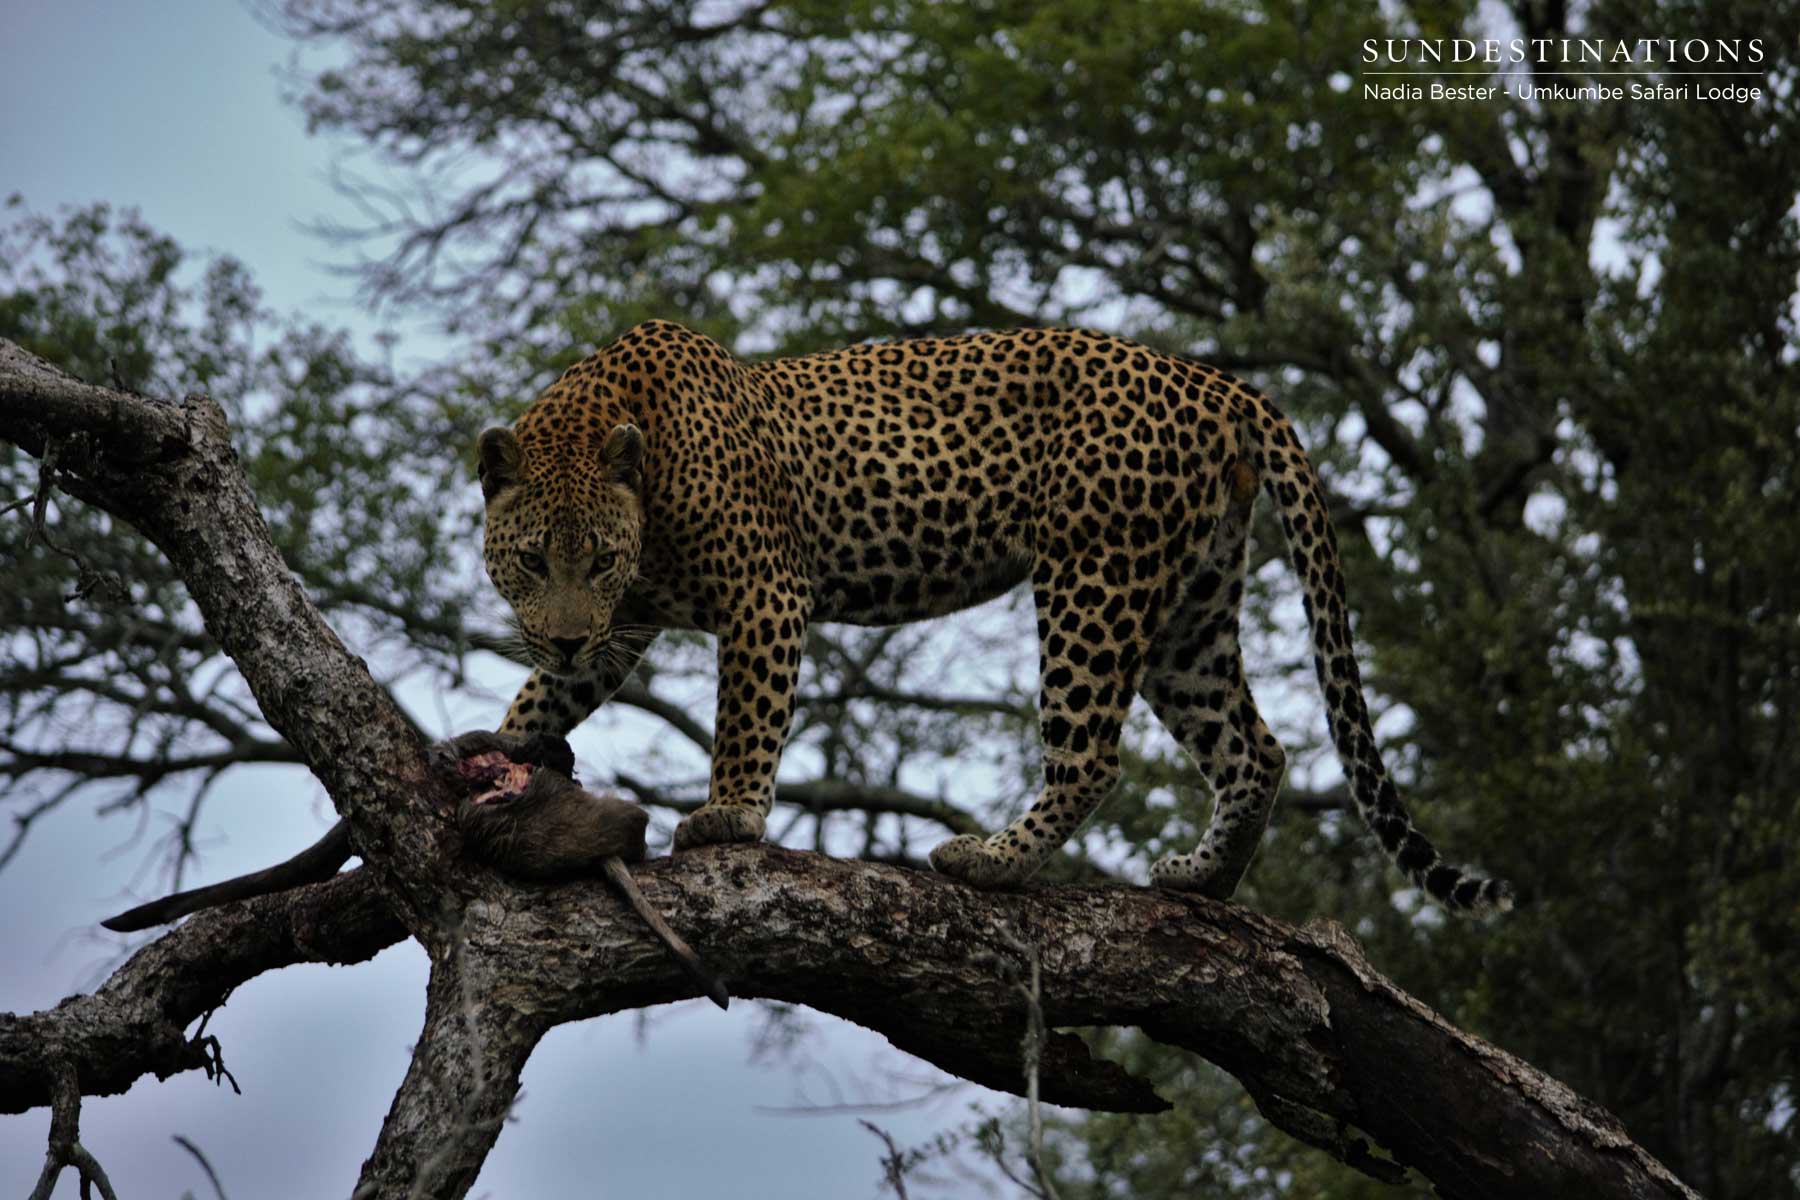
left=475, top=420, right=643, bottom=676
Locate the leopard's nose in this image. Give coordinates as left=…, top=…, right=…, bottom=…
left=550, top=636, right=585, bottom=663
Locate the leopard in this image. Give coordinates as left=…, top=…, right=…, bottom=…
left=477, top=320, right=1512, bottom=913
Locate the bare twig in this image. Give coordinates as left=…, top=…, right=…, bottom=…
left=172, top=1134, right=230, bottom=1200
left=190, top=1009, right=241, bottom=1096
left=756, top=1077, right=964, bottom=1117
left=23, top=441, right=126, bottom=604
left=28, top=1065, right=120, bottom=1200
left=0, top=779, right=82, bottom=872
left=996, top=929, right=1062, bottom=1200
left=616, top=772, right=985, bottom=837
left=861, top=1119, right=913, bottom=1200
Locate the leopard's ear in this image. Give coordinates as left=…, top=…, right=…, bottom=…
left=476, top=427, right=524, bottom=503
left=600, top=423, right=643, bottom=492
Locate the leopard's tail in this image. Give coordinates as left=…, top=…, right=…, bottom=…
left=1246, top=395, right=1514, bottom=915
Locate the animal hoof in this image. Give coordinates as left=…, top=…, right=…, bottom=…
left=929, top=835, right=1025, bottom=889
left=673, top=805, right=766, bottom=850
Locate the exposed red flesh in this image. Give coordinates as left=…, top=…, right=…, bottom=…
left=455, top=751, right=534, bottom=805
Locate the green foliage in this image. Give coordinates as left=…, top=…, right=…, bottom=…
left=263, top=0, right=1800, bottom=1192
left=0, top=201, right=485, bottom=869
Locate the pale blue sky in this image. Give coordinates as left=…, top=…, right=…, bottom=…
left=2, top=1, right=355, bottom=324
left=0, top=3, right=1008, bottom=1196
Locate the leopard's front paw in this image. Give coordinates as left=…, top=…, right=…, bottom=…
left=928, top=834, right=1032, bottom=889
left=673, top=804, right=767, bottom=851
left=1149, top=850, right=1240, bottom=900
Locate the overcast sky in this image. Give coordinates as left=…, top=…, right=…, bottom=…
left=0, top=3, right=1014, bottom=1195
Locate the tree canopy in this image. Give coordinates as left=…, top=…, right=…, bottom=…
left=5, top=0, right=1798, bottom=1194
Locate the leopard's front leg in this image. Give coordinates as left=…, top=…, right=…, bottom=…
left=673, top=585, right=810, bottom=850
left=499, top=628, right=660, bottom=738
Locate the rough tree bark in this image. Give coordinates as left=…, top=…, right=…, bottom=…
left=0, top=339, right=1699, bottom=1199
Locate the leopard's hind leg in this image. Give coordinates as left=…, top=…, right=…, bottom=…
left=929, top=555, right=1167, bottom=888
left=1141, top=620, right=1287, bottom=898
left=1140, top=471, right=1287, bottom=899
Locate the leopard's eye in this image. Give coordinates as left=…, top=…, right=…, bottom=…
left=588, top=549, right=619, bottom=579
left=518, top=549, right=547, bottom=576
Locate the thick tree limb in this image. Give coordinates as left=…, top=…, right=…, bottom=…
left=0, top=339, right=1697, bottom=1198
left=2, top=843, right=1696, bottom=1199
left=355, top=944, right=547, bottom=1197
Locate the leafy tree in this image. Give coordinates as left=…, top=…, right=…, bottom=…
left=0, top=198, right=480, bottom=876
left=262, top=0, right=1800, bottom=1193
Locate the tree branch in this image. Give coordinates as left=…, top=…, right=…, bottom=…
left=355, top=924, right=545, bottom=1197
left=3, top=843, right=1696, bottom=1198
left=618, top=772, right=987, bottom=837
left=0, top=868, right=403, bottom=1115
